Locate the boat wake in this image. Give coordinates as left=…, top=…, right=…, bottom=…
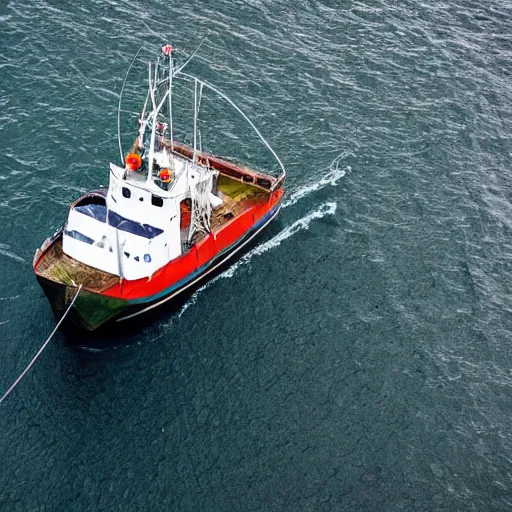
left=283, top=151, right=351, bottom=208
left=178, top=200, right=338, bottom=318
left=221, top=201, right=337, bottom=278
left=174, top=154, right=349, bottom=320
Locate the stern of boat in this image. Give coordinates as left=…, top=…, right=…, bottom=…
left=34, top=233, right=129, bottom=331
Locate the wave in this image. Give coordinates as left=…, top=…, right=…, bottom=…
left=178, top=201, right=337, bottom=318
left=0, top=295, right=21, bottom=301
left=283, top=151, right=351, bottom=208
left=176, top=154, right=348, bottom=320
left=220, top=201, right=337, bottom=278
left=0, top=244, right=25, bottom=264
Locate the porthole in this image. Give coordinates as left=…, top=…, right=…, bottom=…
left=122, top=187, right=131, bottom=199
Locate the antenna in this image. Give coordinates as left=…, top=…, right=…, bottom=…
left=117, top=46, right=143, bottom=165
left=173, top=37, right=206, bottom=77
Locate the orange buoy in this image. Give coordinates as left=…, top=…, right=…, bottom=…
left=159, top=168, right=172, bottom=183
left=125, top=153, right=142, bottom=171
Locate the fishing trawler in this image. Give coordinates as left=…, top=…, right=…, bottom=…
left=32, top=44, right=286, bottom=331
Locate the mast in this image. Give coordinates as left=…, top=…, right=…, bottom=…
left=116, top=228, right=124, bottom=282
left=146, top=62, right=157, bottom=184
left=193, top=78, right=198, bottom=163
left=168, top=50, right=174, bottom=152
left=145, top=60, right=169, bottom=185
left=187, top=79, right=199, bottom=244
left=187, top=170, right=195, bottom=245
left=138, top=91, right=150, bottom=149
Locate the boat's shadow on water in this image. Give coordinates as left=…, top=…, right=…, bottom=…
left=62, top=289, right=194, bottom=351
left=62, top=219, right=284, bottom=351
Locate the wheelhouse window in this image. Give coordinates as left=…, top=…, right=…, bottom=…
left=64, top=230, right=94, bottom=245
left=74, top=204, right=163, bottom=239
left=75, top=204, right=107, bottom=223
left=151, top=195, right=163, bottom=207
left=108, top=211, right=163, bottom=239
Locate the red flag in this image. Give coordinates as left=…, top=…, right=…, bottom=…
left=162, top=44, right=173, bottom=56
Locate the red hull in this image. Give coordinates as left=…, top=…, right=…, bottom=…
left=102, top=188, right=283, bottom=302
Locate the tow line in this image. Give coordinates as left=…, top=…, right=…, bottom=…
left=0, top=285, right=82, bottom=404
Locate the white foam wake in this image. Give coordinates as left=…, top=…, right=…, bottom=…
left=178, top=201, right=337, bottom=318
left=220, top=201, right=337, bottom=278
left=177, top=152, right=350, bottom=320
left=0, top=244, right=25, bottom=264
left=283, top=151, right=351, bottom=208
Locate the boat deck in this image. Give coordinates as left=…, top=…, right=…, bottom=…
left=35, top=174, right=268, bottom=290
left=36, top=238, right=120, bottom=292
left=211, top=174, right=267, bottom=230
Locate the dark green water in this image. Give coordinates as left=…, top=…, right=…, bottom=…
left=2, top=0, right=512, bottom=510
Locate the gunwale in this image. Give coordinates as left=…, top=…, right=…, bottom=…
left=34, top=169, right=272, bottom=293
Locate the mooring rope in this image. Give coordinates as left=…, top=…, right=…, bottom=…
left=0, top=284, right=82, bottom=404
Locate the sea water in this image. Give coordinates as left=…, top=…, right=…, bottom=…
left=1, top=0, right=512, bottom=510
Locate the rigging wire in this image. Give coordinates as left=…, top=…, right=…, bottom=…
left=178, top=72, right=287, bottom=182
left=118, top=46, right=143, bottom=166
left=0, top=285, right=83, bottom=405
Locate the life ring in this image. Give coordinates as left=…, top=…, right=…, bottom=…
left=159, top=168, right=173, bottom=183
left=126, top=153, right=142, bottom=171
